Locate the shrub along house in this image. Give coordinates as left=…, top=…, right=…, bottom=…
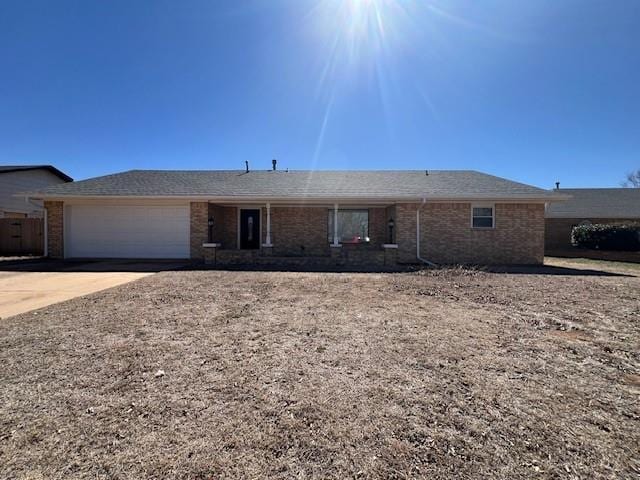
left=28, top=168, right=566, bottom=267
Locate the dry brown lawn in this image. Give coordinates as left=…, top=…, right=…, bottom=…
left=1, top=260, right=639, bottom=479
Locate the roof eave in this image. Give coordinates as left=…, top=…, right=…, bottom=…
left=28, top=193, right=565, bottom=203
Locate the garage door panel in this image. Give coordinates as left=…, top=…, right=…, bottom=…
left=66, top=205, right=190, bottom=258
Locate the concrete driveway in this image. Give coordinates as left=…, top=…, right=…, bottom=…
left=0, top=259, right=186, bottom=319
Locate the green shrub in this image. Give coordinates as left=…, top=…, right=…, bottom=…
left=571, top=224, right=640, bottom=251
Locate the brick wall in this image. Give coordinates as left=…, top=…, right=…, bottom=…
left=396, top=203, right=418, bottom=263
left=545, top=217, right=640, bottom=251
left=190, top=202, right=208, bottom=260
left=368, top=207, right=387, bottom=248
left=194, top=202, right=545, bottom=266
left=396, top=202, right=545, bottom=265
left=263, top=206, right=390, bottom=256
left=207, top=204, right=237, bottom=248
left=188, top=205, right=393, bottom=258
left=208, top=205, right=224, bottom=244
left=385, top=205, right=396, bottom=244
left=270, top=207, right=329, bottom=256
left=221, top=207, right=237, bottom=248
left=44, top=200, right=64, bottom=259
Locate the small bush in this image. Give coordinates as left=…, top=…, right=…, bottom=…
left=571, top=224, right=640, bottom=251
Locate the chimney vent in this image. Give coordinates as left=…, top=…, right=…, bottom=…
left=555, top=181, right=560, bottom=190
left=245, top=161, right=249, bottom=173
left=272, top=159, right=277, bottom=171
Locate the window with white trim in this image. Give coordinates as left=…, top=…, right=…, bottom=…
left=328, top=209, right=370, bottom=243
left=471, top=205, right=494, bottom=228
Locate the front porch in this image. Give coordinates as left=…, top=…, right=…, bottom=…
left=191, top=202, right=399, bottom=268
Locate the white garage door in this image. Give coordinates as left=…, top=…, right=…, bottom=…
left=65, top=205, right=190, bottom=258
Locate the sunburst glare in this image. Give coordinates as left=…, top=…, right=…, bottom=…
left=305, top=0, right=419, bottom=165
left=303, top=0, right=507, bottom=167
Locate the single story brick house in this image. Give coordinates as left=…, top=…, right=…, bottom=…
left=28, top=169, right=566, bottom=267
left=545, top=188, right=640, bottom=252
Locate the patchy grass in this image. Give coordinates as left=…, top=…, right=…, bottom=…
left=1, top=265, right=639, bottom=479
left=546, top=255, right=640, bottom=273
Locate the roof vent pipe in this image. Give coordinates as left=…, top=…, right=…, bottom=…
left=245, top=161, right=249, bottom=173
left=555, top=181, right=560, bottom=190
left=272, top=159, right=277, bottom=171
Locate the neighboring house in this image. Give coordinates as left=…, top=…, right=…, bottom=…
left=0, top=165, right=72, bottom=218
left=29, top=169, right=565, bottom=266
left=545, top=188, right=640, bottom=252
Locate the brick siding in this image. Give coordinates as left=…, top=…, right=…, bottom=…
left=422, top=203, right=544, bottom=265
left=44, top=200, right=64, bottom=259
left=189, top=202, right=209, bottom=260
left=395, top=203, right=418, bottom=263
left=44, top=201, right=546, bottom=265
left=269, top=207, right=329, bottom=256
left=35, top=179, right=549, bottom=264
left=385, top=205, right=396, bottom=244
left=368, top=207, right=387, bottom=248
left=199, top=202, right=545, bottom=266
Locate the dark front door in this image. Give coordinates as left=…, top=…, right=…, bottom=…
left=240, top=209, right=260, bottom=249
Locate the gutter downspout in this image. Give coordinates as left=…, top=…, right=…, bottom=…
left=416, top=198, right=437, bottom=267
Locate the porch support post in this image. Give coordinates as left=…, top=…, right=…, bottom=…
left=332, top=203, right=340, bottom=246
left=265, top=202, right=272, bottom=246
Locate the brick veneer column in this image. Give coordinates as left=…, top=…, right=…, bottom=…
left=395, top=203, right=418, bottom=264
left=44, top=201, right=64, bottom=259
left=190, top=202, right=208, bottom=260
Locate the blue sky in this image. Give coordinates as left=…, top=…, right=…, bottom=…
left=0, top=0, right=638, bottom=188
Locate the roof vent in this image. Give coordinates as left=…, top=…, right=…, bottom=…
left=272, top=159, right=277, bottom=171
left=425, top=170, right=429, bottom=176
left=245, top=161, right=249, bottom=173
left=555, top=181, right=560, bottom=190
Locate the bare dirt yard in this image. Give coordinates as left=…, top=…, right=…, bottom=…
left=1, top=259, right=639, bottom=479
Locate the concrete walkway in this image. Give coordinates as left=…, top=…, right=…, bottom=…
left=0, top=270, right=152, bottom=319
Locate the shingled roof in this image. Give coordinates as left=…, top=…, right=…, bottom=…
left=546, top=188, right=640, bottom=218
left=30, top=169, right=560, bottom=201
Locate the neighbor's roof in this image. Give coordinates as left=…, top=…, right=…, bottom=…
left=0, top=165, right=73, bottom=182
left=30, top=169, right=561, bottom=201
left=546, top=188, right=640, bottom=218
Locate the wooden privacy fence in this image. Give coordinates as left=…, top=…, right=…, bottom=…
left=0, top=218, right=44, bottom=256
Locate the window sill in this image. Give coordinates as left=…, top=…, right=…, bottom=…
left=332, top=242, right=374, bottom=247
left=202, top=242, right=222, bottom=248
